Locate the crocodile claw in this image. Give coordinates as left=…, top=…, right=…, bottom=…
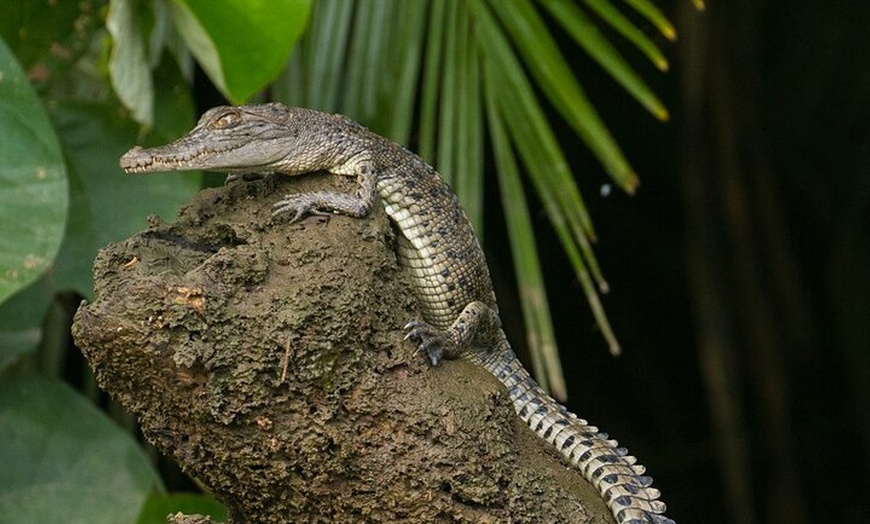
left=225, top=172, right=266, bottom=185
left=273, top=195, right=330, bottom=224
left=403, top=320, right=447, bottom=366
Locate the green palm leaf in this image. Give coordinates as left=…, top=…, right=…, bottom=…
left=581, top=0, right=671, bottom=69
left=540, top=0, right=669, bottom=120
left=274, top=0, right=675, bottom=396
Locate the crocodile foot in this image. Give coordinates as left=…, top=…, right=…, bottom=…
left=273, top=194, right=331, bottom=223
left=403, top=320, right=457, bottom=366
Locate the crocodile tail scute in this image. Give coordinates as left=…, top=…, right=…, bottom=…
left=473, top=347, right=675, bottom=524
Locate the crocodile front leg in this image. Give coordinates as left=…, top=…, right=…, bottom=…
left=273, top=158, right=378, bottom=222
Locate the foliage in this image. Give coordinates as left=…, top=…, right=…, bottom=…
left=0, top=377, right=163, bottom=524
left=0, top=36, right=66, bottom=306
left=0, top=0, right=673, bottom=521
left=0, top=0, right=310, bottom=520
left=276, top=0, right=673, bottom=395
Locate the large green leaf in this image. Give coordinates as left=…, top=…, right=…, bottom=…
left=0, top=37, right=67, bottom=306
left=0, top=376, right=163, bottom=524
left=0, top=276, right=53, bottom=372
left=168, top=0, right=312, bottom=103
left=0, top=61, right=199, bottom=369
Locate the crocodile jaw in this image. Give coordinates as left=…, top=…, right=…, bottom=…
left=119, top=138, right=276, bottom=174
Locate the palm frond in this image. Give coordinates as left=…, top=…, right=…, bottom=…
left=274, top=0, right=674, bottom=394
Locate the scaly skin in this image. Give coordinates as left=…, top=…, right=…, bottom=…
left=121, top=103, right=674, bottom=524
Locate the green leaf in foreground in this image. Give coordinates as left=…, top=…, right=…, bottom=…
left=0, top=62, right=198, bottom=368
left=0, top=36, right=67, bottom=306
left=0, top=276, right=53, bottom=371
left=0, top=376, right=163, bottom=524
left=169, top=0, right=312, bottom=103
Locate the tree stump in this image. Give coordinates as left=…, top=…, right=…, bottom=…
left=72, top=173, right=612, bottom=523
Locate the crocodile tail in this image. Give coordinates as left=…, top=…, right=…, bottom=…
left=471, top=346, right=675, bottom=524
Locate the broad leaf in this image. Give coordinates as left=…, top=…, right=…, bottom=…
left=0, top=377, right=163, bottom=524
left=0, top=276, right=52, bottom=372
left=0, top=61, right=199, bottom=369
left=0, top=37, right=67, bottom=306
left=169, top=0, right=312, bottom=103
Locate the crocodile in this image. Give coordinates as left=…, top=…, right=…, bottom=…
left=120, top=103, right=674, bottom=524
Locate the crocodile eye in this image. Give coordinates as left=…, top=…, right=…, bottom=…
left=211, top=111, right=241, bottom=129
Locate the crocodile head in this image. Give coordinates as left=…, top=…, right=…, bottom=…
left=120, top=103, right=314, bottom=175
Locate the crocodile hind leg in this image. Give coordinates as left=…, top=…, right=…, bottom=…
left=405, top=303, right=674, bottom=524
left=403, top=300, right=501, bottom=365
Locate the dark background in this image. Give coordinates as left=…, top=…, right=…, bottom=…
left=120, top=1, right=870, bottom=522
left=481, top=2, right=865, bottom=523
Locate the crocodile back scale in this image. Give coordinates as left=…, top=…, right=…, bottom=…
left=121, top=103, right=674, bottom=524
